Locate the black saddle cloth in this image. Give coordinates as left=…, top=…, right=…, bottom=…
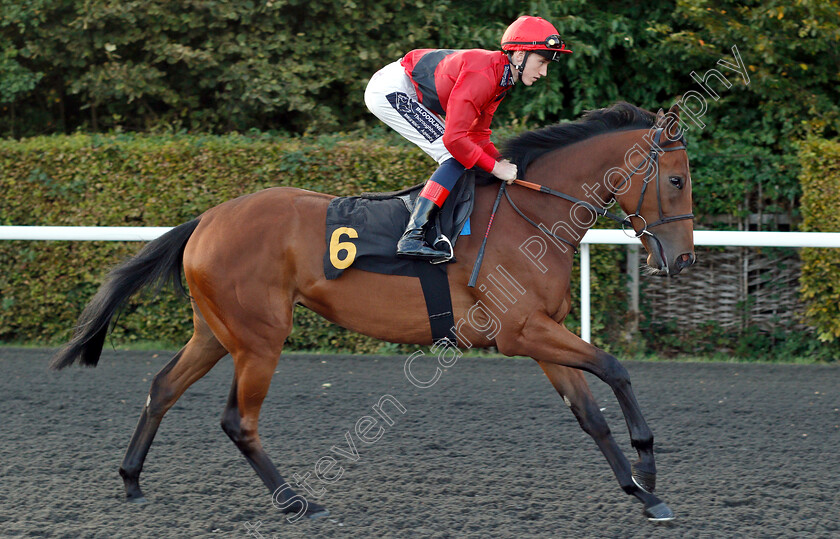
left=323, top=171, right=476, bottom=280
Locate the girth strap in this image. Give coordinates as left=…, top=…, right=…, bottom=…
left=414, top=262, right=457, bottom=346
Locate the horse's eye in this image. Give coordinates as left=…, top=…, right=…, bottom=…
left=669, top=176, right=683, bottom=189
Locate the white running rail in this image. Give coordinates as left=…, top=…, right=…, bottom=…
left=579, top=230, right=840, bottom=342
left=3, top=226, right=840, bottom=343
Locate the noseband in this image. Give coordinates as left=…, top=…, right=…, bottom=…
left=504, top=126, right=693, bottom=252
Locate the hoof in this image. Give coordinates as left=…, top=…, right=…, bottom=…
left=281, top=500, right=330, bottom=520
left=305, top=500, right=330, bottom=519
left=644, top=502, right=674, bottom=522
left=126, top=496, right=147, bottom=504
left=307, top=509, right=331, bottom=519
left=632, top=465, right=656, bottom=494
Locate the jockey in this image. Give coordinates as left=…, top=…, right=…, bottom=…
left=364, top=15, right=572, bottom=260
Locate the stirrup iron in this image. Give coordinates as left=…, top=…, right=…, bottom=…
left=430, top=234, right=454, bottom=264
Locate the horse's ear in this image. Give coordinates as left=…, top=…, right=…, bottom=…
left=655, top=99, right=684, bottom=140
left=667, top=101, right=681, bottom=122
left=655, top=100, right=683, bottom=132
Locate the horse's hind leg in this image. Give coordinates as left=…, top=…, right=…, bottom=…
left=220, top=346, right=329, bottom=520
left=119, top=308, right=228, bottom=502
left=536, top=361, right=674, bottom=521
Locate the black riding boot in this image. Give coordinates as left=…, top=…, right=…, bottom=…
left=396, top=196, right=449, bottom=260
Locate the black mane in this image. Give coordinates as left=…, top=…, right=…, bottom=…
left=503, top=102, right=657, bottom=173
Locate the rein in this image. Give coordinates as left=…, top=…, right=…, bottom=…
left=505, top=180, right=627, bottom=252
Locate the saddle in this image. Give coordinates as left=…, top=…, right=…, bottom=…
left=323, top=171, right=476, bottom=280
left=322, top=171, right=478, bottom=346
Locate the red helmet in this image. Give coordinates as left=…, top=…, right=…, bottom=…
left=501, top=16, right=573, bottom=60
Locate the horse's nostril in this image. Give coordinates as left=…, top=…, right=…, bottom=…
left=676, top=253, right=695, bottom=269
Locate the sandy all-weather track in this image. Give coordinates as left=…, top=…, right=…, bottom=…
left=1, top=348, right=839, bottom=538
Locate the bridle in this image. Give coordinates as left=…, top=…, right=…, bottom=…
left=504, top=126, right=693, bottom=252
left=468, top=126, right=692, bottom=287
left=618, top=126, right=693, bottom=234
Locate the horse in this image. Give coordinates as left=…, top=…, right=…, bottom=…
left=51, top=101, right=695, bottom=522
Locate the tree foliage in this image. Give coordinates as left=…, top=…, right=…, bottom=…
left=799, top=137, right=840, bottom=342
left=1, top=0, right=452, bottom=134
left=663, top=0, right=840, bottom=225
left=3, top=1, right=837, bottom=136
left=3, top=1, right=838, bottom=227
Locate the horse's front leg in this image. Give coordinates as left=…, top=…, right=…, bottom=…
left=536, top=361, right=672, bottom=520
left=497, top=312, right=670, bottom=519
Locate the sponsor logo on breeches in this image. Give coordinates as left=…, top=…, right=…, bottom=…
left=386, top=92, right=445, bottom=143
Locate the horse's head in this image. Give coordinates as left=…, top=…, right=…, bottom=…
left=616, top=103, right=695, bottom=276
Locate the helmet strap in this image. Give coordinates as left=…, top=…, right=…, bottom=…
left=518, top=51, right=531, bottom=79
left=507, top=51, right=530, bottom=82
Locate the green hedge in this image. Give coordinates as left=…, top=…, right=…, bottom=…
left=799, top=137, right=840, bottom=342
left=0, top=133, right=626, bottom=352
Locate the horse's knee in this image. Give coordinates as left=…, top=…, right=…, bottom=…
left=597, top=352, right=630, bottom=388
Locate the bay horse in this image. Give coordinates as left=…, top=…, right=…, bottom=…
left=51, top=102, right=695, bottom=522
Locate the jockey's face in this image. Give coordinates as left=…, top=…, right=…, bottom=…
left=511, top=51, right=551, bottom=86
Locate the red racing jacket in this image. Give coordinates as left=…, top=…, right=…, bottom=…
left=400, top=49, right=514, bottom=173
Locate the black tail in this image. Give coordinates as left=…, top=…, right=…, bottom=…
left=50, top=219, right=201, bottom=370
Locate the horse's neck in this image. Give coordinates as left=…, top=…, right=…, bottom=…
left=537, top=129, right=646, bottom=207
left=506, top=129, right=648, bottom=255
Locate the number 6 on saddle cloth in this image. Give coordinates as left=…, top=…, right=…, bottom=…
left=322, top=171, right=476, bottom=344
left=323, top=171, right=475, bottom=279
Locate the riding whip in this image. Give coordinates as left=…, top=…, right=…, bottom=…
left=468, top=181, right=507, bottom=288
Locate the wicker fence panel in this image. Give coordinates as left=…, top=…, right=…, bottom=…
left=638, top=246, right=805, bottom=332
left=745, top=249, right=803, bottom=328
